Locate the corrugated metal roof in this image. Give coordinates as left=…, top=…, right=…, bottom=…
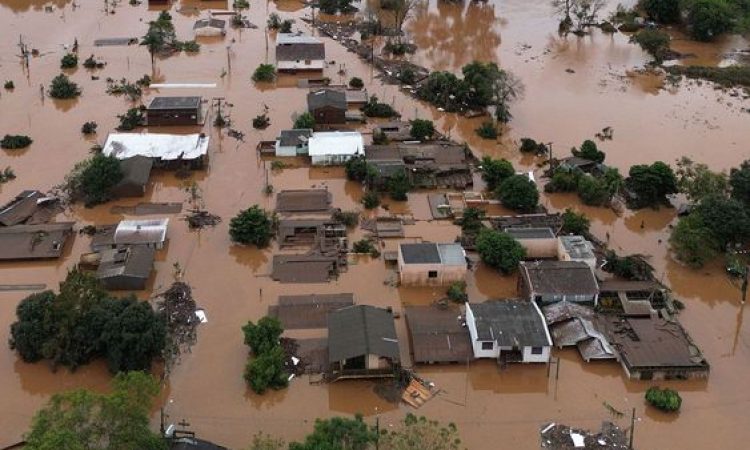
left=0, top=190, right=45, bottom=226
left=559, top=235, right=595, bottom=260
left=307, top=89, right=346, bottom=111
left=114, top=219, right=168, bottom=245
left=400, top=243, right=441, bottom=264
left=438, top=243, right=466, bottom=265
left=277, top=129, right=313, bottom=147
left=96, top=246, right=155, bottom=280
left=102, top=133, right=209, bottom=161
left=504, top=227, right=555, bottom=240
left=147, top=96, right=202, bottom=110
left=308, top=132, right=364, bottom=157
left=469, top=300, right=552, bottom=347
left=328, top=305, right=400, bottom=363
left=521, top=261, right=599, bottom=296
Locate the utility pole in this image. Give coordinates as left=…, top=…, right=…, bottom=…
left=160, top=407, right=167, bottom=434
left=629, top=407, right=636, bottom=449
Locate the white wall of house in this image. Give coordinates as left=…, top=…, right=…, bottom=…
left=522, top=345, right=551, bottom=363
left=465, top=304, right=499, bottom=358
left=311, top=153, right=357, bottom=166
left=275, top=143, right=308, bottom=157
left=277, top=60, right=326, bottom=71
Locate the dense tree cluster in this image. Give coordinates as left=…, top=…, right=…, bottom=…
left=639, top=0, right=745, bottom=41
left=62, top=153, right=123, bottom=207
left=418, top=62, right=523, bottom=122
left=409, top=119, right=435, bottom=141
left=10, top=270, right=166, bottom=373
left=480, top=156, right=515, bottom=191
left=229, top=205, right=275, bottom=247
left=476, top=228, right=526, bottom=274
left=624, top=161, right=678, bottom=208
left=242, top=317, right=288, bottom=394
left=48, top=73, right=81, bottom=98
left=498, top=175, right=539, bottom=212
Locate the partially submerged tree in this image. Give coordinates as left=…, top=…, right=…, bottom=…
left=141, top=10, right=176, bottom=71
left=229, top=205, right=275, bottom=247
left=675, top=156, right=729, bottom=202
left=498, top=175, right=539, bottom=212
left=561, top=208, right=590, bottom=235
left=475, top=228, right=526, bottom=274
left=632, top=29, right=672, bottom=64
left=645, top=387, right=682, bottom=412
left=387, top=171, right=411, bottom=201
left=243, top=317, right=283, bottom=355
left=409, top=118, right=435, bottom=141
left=345, top=156, right=378, bottom=184
left=293, top=112, right=315, bottom=129
left=571, top=139, right=605, bottom=163
left=62, top=153, right=123, bottom=206
left=481, top=156, right=515, bottom=191
left=60, top=52, right=78, bottom=69
left=24, top=372, right=166, bottom=450
left=686, top=0, right=734, bottom=41
left=639, top=0, right=682, bottom=24
left=552, top=0, right=608, bottom=34
left=1, top=134, right=32, bottom=149
left=729, top=159, right=750, bottom=207
left=253, top=64, right=276, bottom=82
left=48, top=74, right=81, bottom=99
left=289, top=415, right=377, bottom=450
left=380, top=413, right=463, bottom=450
left=242, top=317, right=288, bottom=394
left=624, top=161, right=678, bottom=209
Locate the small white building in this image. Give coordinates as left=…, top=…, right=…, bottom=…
left=397, top=242, right=467, bottom=286
left=465, top=300, right=552, bottom=364
left=308, top=131, right=364, bottom=166
left=275, top=129, right=313, bottom=157
left=114, top=219, right=169, bottom=249
left=276, top=33, right=326, bottom=72
left=558, top=235, right=597, bottom=269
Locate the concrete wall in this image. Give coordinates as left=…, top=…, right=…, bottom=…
left=522, top=346, right=551, bottom=363
left=278, top=60, right=325, bottom=71
left=398, top=263, right=466, bottom=286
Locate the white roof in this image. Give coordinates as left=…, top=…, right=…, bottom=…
left=102, top=133, right=209, bottom=161
left=114, top=219, right=169, bottom=245
left=276, top=33, right=322, bottom=45
left=308, top=132, right=364, bottom=157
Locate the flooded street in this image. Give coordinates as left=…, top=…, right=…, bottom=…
left=1, top=0, right=749, bottom=449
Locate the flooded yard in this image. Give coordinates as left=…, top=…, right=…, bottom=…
left=0, top=0, right=749, bottom=449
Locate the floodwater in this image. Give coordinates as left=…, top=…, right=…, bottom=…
left=0, top=0, right=749, bottom=449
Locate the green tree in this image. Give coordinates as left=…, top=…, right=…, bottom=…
left=99, top=297, right=166, bottom=373
left=561, top=208, right=590, bottom=235
left=24, top=372, right=166, bottom=450
left=460, top=207, right=485, bottom=236
left=244, top=346, right=289, bottom=394
left=1, top=134, right=33, bottom=149
left=686, top=0, right=734, bottom=41
left=480, top=156, right=514, bottom=191
left=294, top=112, right=315, bottom=129
left=475, top=121, right=498, bottom=140
left=498, top=175, right=539, bottom=212
left=229, top=205, right=274, bottom=247
left=545, top=168, right=580, bottom=193
left=576, top=175, right=611, bottom=206
left=79, top=154, right=123, bottom=206
left=289, top=415, right=378, bottom=450
left=446, top=281, right=468, bottom=303
left=669, top=212, right=720, bottom=267
left=640, top=0, right=682, bottom=23
left=48, top=74, right=81, bottom=99
left=475, top=228, right=526, bottom=273
left=242, top=316, right=283, bottom=355
left=571, top=139, right=605, bottom=163
left=625, top=161, right=678, bottom=208
left=247, top=433, right=285, bottom=450
left=380, top=413, right=463, bottom=450
left=675, top=157, right=728, bottom=202
left=253, top=64, right=276, bottom=82
left=361, top=190, right=380, bottom=209
left=9, top=290, right=56, bottom=362
left=349, top=77, right=364, bottom=89
left=631, top=29, right=672, bottom=63
left=729, top=159, right=750, bottom=206
left=387, top=171, right=411, bottom=201
left=409, top=119, right=435, bottom=141
left=345, top=156, right=378, bottom=184
left=60, top=52, right=78, bottom=69
left=645, top=387, right=682, bottom=412
left=140, top=12, right=176, bottom=72
left=693, top=194, right=750, bottom=246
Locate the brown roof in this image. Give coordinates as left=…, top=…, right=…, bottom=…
left=328, top=305, right=400, bottom=363
left=271, top=254, right=338, bottom=283
left=598, top=280, right=664, bottom=293
left=0, top=191, right=60, bottom=226
left=405, top=306, right=472, bottom=364
left=520, top=261, right=599, bottom=296
left=269, top=293, right=354, bottom=329
left=0, top=223, right=74, bottom=260
left=276, top=42, right=325, bottom=62
left=275, top=189, right=331, bottom=213
left=602, top=316, right=709, bottom=370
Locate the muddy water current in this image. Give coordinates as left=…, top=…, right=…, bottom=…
left=0, top=0, right=749, bottom=448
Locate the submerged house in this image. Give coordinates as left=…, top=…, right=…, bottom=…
left=519, top=261, right=599, bottom=306
left=91, top=219, right=169, bottom=251
left=397, top=242, right=467, bottom=286
left=111, top=155, right=154, bottom=198
left=0, top=190, right=60, bottom=226
left=275, top=129, right=313, bottom=157
left=327, top=305, right=400, bottom=380
left=193, top=18, right=226, bottom=37
left=307, top=89, right=347, bottom=126
left=276, top=33, right=326, bottom=71
left=146, top=97, right=203, bottom=126
left=0, top=222, right=74, bottom=261
left=307, top=131, right=364, bottom=165
left=102, top=133, right=209, bottom=169
left=465, top=300, right=553, bottom=364
left=542, top=302, right=615, bottom=362
left=96, top=246, right=155, bottom=290
left=365, top=142, right=473, bottom=189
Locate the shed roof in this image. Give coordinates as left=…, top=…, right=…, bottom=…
left=102, top=133, right=209, bottom=161
left=307, top=89, right=346, bottom=111
left=308, top=132, right=364, bottom=157
left=96, top=246, right=155, bottom=281
left=116, top=155, right=153, bottom=189
left=559, top=235, right=596, bottom=260
left=0, top=222, right=74, bottom=260
left=271, top=254, right=338, bottom=283
left=405, top=306, right=473, bottom=363
left=328, top=305, right=400, bottom=363
left=0, top=190, right=46, bottom=226
left=276, top=33, right=325, bottom=61
left=505, top=227, right=556, bottom=240
left=147, top=96, right=202, bottom=110
left=469, top=300, right=552, bottom=347
left=113, top=219, right=168, bottom=246
left=270, top=293, right=354, bottom=329
left=278, top=129, right=313, bottom=147
left=275, top=189, right=331, bottom=213
left=399, top=242, right=465, bottom=265
left=520, top=261, right=599, bottom=296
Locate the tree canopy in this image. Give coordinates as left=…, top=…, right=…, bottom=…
left=480, top=156, right=514, bottom=191
left=9, top=270, right=165, bottom=373
left=229, top=205, right=275, bottom=247
left=632, top=29, right=672, bottom=63
left=730, top=159, right=750, bottom=206
left=561, top=208, right=590, bottom=235
left=63, top=153, right=123, bottom=207
left=625, top=161, right=678, bottom=208
left=640, top=0, right=682, bottom=23
left=475, top=228, right=526, bottom=274
left=25, top=371, right=166, bottom=450
left=242, top=316, right=288, bottom=394
left=289, top=415, right=378, bottom=450
left=497, top=175, right=539, bottom=212
left=571, top=139, right=605, bottom=163
left=676, top=156, right=729, bottom=202
left=409, top=119, right=435, bottom=141
left=294, top=112, right=315, bottom=129
left=686, top=0, right=734, bottom=41
left=243, top=317, right=283, bottom=355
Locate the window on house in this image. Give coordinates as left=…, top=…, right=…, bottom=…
left=481, top=342, right=493, bottom=350
left=428, top=270, right=438, bottom=278
left=305, top=59, right=311, bottom=65
left=531, top=347, right=543, bottom=355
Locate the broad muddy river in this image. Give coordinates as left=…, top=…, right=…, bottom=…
left=0, top=0, right=749, bottom=448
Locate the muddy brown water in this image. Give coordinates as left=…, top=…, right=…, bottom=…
left=1, top=1, right=749, bottom=449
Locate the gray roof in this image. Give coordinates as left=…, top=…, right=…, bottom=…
left=148, top=96, right=202, bottom=111
left=0, top=222, right=74, bottom=260
left=560, top=156, right=597, bottom=168
left=0, top=190, right=45, bottom=226
left=469, top=300, right=551, bottom=347
left=193, top=18, right=226, bottom=30
left=399, top=242, right=465, bottom=265
left=328, top=305, right=400, bottom=363
left=276, top=33, right=325, bottom=61
left=504, top=227, right=555, bottom=240
left=96, top=246, right=155, bottom=280
left=307, top=89, right=346, bottom=111
left=278, top=129, right=313, bottom=147
left=559, top=235, right=595, bottom=260
left=521, top=261, right=599, bottom=296
left=117, top=155, right=153, bottom=188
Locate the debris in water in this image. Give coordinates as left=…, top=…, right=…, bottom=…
left=185, top=209, right=222, bottom=229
